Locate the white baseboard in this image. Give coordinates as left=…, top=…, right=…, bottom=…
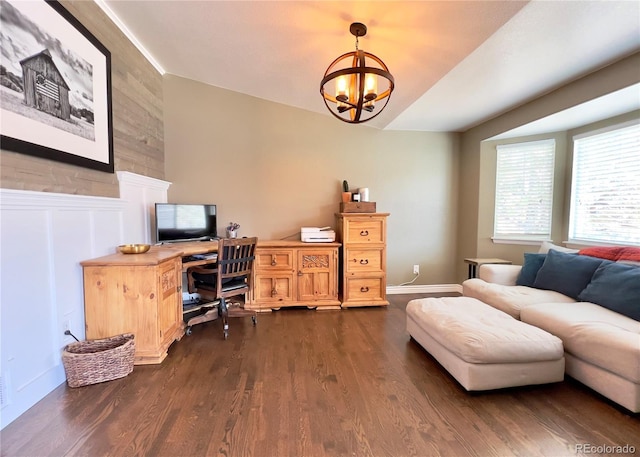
left=386, top=284, right=463, bottom=295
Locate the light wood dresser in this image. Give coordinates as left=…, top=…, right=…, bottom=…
left=81, top=248, right=185, bottom=365
left=335, top=212, right=390, bottom=307
left=247, top=240, right=341, bottom=311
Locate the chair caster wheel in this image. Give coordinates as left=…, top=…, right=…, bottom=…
left=185, top=326, right=192, bottom=336
left=251, top=315, right=257, bottom=326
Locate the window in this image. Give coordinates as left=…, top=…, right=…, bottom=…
left=569, top=121, right=640, bottom=246
left=493, top=139, right=555, bottom=242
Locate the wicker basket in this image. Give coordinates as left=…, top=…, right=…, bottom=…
left=62, top=333, right=135, bottom=388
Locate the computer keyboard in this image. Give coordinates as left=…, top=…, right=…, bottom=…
left=193, top=253, right=218, bottom=260
left=183, top=253, right=218, bottom=263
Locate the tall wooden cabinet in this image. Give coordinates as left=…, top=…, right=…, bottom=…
left=247, top=240, right=341, bottom=311
left=81, top=250, right=184, bottom=365
left=336, top=213, right=390, bottom=307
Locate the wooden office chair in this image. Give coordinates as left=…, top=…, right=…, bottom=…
left=186, top=237, right=258, bottom=339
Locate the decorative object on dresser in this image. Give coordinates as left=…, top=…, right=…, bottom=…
left=118, top=243, right=151, bottom=254
left=342, top=180, right=352, bottom=203
left=335, top=212, right=390, bottom=307
left=226, top=221, right=240, bottom=239
left=246, top=240, right=341, bottom=311
left=340, top=201, right=376, bottom=213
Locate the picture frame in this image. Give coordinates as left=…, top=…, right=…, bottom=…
left=0, top=0, right=114, bottom=173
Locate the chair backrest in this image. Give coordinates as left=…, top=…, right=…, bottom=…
left=216, top=237, right=257, bottom=299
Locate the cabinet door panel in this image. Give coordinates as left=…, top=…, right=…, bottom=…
left=158, top=259, right=180, bottom=343
left=84, top=265, right=158, bottom=355
left=298, top=250, right=336, bottom=301
left=298, top=271, right=333, bottom=301
left=255, top=275, right=294, bottom=302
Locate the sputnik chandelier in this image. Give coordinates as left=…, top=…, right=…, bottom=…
left=320, top=22, right=395, bottom=124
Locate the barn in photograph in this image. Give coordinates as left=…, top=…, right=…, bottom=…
left=20, top=49, right=71, bottom=121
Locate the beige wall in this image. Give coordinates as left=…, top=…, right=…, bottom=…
left=458, top=52, right=640, bottom=281
left=0, top=0, right=164, bottom=197
left=163, top=75, right=460, bottom=285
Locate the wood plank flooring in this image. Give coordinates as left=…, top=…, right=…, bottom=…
left=2, top=293, right=638, bottom=457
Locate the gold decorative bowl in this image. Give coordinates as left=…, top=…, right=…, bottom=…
left=118, top=244, right=151, bottom=254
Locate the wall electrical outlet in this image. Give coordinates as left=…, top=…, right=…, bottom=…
left=413, top=264, right=420, bottom=275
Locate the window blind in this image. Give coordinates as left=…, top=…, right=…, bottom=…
left=570, top=122, right=640, bottom=245
left=494, top=139, right=555, bottom=240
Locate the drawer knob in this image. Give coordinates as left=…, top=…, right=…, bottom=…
left=297, top=270, right=303, bottom=276
left=271, top=288, right=277, bottom=297
left=271, top=259, right=277, bottom=266
left=359, top=259, right=369, bottom=265
left=360, top=230, right=369, bottom=236
left=360, top=286, right=369, bottom=293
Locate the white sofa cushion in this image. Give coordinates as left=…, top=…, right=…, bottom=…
left=521, top=302, right=640, bottom=383
left=478, top=263, right=522, bottom=285
left=538, top=241, right=579, bottom=254
left=462, top=278, right=575, bottom=319
left=406, top=297, right=564, bottom=364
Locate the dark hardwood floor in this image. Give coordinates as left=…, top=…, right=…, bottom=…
left=2, top=294, right=638, bottom=457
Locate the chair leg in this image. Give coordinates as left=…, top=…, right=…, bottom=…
left=220, top=298, right=229, bottom=339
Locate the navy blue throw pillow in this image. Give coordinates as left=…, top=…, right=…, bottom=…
left=516, top=253, right=547, bottom=287
left=533, top=249, right=604, bottom=299
left=578, top=262, right=640, bottom=321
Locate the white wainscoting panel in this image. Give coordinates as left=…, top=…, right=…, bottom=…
left=0, top=175, right=168, bottom=429
left=117, top=171, right=171, bottom=244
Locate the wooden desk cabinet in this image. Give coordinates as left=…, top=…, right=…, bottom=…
left=81, top=249, right=184, bottom=365
left=247, top=240, right=341, bottom=311
left=336, top=213, right=390, bottom=307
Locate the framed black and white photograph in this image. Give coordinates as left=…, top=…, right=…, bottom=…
left=0, top=0, right=113, bottom=173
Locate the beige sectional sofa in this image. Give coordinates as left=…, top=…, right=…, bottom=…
left=463, top=249, right=640, bottom=413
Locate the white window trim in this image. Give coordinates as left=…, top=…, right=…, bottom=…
left=491, top=237, right=550, bottom=246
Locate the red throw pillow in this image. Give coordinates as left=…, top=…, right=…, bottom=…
left=579, top=246, right=640, bottom=262
left=619, top=247, right=640, bottom=262
left=579, top=246, right=623, bottom=261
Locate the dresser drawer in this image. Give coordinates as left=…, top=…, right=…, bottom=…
left=345, top=277, right=385, bottom=302
left=344, top=248, right=383, bottom=274
left=344, top=219, right=385, bottom=244
left=255, top=249, right=294, bottom=271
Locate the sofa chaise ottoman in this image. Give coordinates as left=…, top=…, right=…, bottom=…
left=462, top=245, right=640, bottom=412
left=406, top=296, right=565, bottom=391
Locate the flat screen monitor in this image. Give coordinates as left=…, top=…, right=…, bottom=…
left=155, top=203, right=217, bottom=243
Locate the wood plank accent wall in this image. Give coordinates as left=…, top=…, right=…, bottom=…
left=0, top=0, right=164, bottom=198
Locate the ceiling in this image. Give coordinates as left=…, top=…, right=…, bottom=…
left=97, top=0, right=640, bottom=133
